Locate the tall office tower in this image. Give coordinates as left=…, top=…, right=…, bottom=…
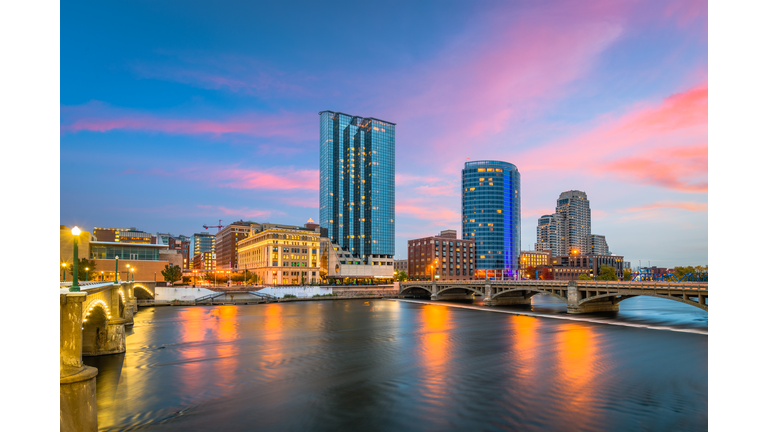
left=555, top=190, right=591, bottom=256
left=319, top=110, right=395, bottom=261
left=535, top=213, right=561, bottom=254
left=589, top=234, right=610, bottom=255
left=462, top=160, right=521, bottom=278
left=191, top=232, right=216, bottom=269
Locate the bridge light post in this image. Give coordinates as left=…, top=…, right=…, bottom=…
left=126, top=264, right=130, bottom=282
left=85, top=267, right=89, bottom=282
left=70, top=226, right=81, bottom=292
left=114, top=256, right=119, bottom=284
left=131, top=267, right=135, bottom=282
left=62, top=262, right=67, bottom=282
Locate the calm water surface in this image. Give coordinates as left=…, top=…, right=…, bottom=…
left=85, top=297, right=707, bottom=431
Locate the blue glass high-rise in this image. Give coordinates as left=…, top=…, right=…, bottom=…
left=462, top=160, right=521, bottom=279
left=319, top=111, right=395, bottom=260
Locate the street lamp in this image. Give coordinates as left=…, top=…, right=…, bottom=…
left=85, top=267, right=89, bottom=282
left=131, top=267, right=135, bottom=282
left=114, top=256, right=119, bottom=284
left=126, top=264, right=130, bottom=282
left=62, top=262, right=67, bottom=282
left=100, top=271, right=104, bottom=281
left=70, top=226, right=81, bottom=292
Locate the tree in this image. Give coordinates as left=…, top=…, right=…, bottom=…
left=534, top=265, right=553, bottom=280
left=68, top=258, right=97, bottom=281
left=161, top=264, right=182, bottom=285
left=577, top=274, right=592, bottom=281
left=623, top=269, right=632, bottom=281
left=673, top=266, right=696, bottom=280
left=396, top=270, right=407, bottom=281
left=597, top=265, right=618, bottom=281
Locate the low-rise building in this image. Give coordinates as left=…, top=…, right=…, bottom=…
left=519, top=250, right=552, bottom=269
left=93, top=227, right=153, bottom=244
left=238, top=222, right=321, bottom=285
left=216, top=220, right=259, bottom=271
left=394, top=259, right=408, bottom=274
left=551, top=253, right=625, bottom=280
left=320, top=238, right=395, bottom=283
left=408, top=230, right=475, bottom=281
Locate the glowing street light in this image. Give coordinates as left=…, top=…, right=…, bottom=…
left=85, top=267, right=89, bottom=282
left=62, top=262, right=67, bottom=282
left=114, top=256, right=119, bottom=285
left=70, top=226, right=81, bottom=292
left=131, top=267, right=135, bottom=282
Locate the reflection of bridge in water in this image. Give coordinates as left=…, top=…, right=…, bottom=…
left=399, top=280, right=708, bottom=314
left=60, top=281, right=156, bottom=431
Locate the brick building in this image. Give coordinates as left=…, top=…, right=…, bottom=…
left=215, top=220, right=259, bottom=271
left=408, top=230, right=475, bottom=280
left=551, top=253, right=625, bottom=281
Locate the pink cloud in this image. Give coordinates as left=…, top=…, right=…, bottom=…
left=123, top=166, right=319, bottom=191
left=619, top=201, right=708, bottom=213
left=517, top=81, right=708, bottom=192
left=60, top=101, right=312, bottom=141
left=396, top=198, right=461, bottom=226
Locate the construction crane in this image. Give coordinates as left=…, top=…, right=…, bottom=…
left=203, top=219, right=224, bottom=232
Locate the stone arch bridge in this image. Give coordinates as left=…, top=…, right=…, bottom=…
left=399, top=280, right=707, bottom=314
left=60, top=281, right=156, bottom=431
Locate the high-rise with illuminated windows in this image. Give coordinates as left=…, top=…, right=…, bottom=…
left=461, top=160, right=521, bottom=279
left=319, top=110, right=395, bottom=264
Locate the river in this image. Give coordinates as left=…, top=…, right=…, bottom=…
left=84, top=297, right=708, bottom=431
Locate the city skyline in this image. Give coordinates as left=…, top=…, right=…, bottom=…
left=60, top=1, right=708, bottom=267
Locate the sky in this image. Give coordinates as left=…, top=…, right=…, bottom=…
left=60, top=0, right=708, bottom=268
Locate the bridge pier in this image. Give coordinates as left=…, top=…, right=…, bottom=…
left=123, top=299, right=135, bottom=327
left=83, top=318, right=126, bottom=356
left=566, top=282, right=619, bottom=314
left=60, top=291, right=98, bottom=432
left=484, top=291, right=532, bottom=306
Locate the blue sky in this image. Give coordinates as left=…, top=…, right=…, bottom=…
left=60, top=0, right=708, bottom=267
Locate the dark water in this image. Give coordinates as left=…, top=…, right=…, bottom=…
left=85, top=298, right=707, bottom=431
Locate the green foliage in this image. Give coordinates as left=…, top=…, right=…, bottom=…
left=312, top=293, right=338, bottom=297
left=246, top=273, right=261, bottom=285
left=283, top=294, right=297, bottom=298
left=395, top=270, right=408, bottom=281
left=182, top=276, right=192, bottom=284
left=161, top=264, right=183, bottom=284
left=68, top=258, right=97, bottom=281
left=673, top=266, right=696, bottom=280
left=597, top=265, right=618, bottom=281
left=577, top=274, right=592, bottom=281
left=623, top=269, right=632, bottom=281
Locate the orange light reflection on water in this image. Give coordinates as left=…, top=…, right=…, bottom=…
left=509, top=315, right=539, bottom=381
left=418, top=305, right=452, bottom=407
left=260, top=303, right=285, bottom=380
left=177, top=307, right=210, bottom=396
left=555, top=323, right=599, bottom=423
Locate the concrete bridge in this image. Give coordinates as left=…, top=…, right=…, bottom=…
left=60, top=281, right=156, bottom=431
left=399, top=280, right=708, bottom=314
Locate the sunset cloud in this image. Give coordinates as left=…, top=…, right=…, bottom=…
left=60, top=101, right=313, bottom=141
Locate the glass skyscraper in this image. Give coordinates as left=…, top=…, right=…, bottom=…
left=319, top=110, right=395, bottom=261
left=462, top=160, right=521, bottom=279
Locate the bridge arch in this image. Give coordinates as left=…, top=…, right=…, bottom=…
left=435, top=285, right=484, bottom=297
left=578, top=292, right=707, bottom=312
left=133, top=285, right=153, bottom=300
left=400, top=285, right=432, bottom=297
left=82, top=300, right=112, bottom=356
left=491, top=287, right=567, bottom=303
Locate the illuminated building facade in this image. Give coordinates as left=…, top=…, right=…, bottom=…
left=461, top=160, right=521, bottom=279
left=215, top=220, right=259, bottom=271
left=93, top=227, right=153, bottom=244
left=191, top=232, right=216, bottom=270
left=535, top=214, right=561, bottom=255
left=519, top=250, right=552, bottom=269
left=318, top=110, right=395, bottom=264
left=555, top=190, right=591, bottom=256
left=408, top=230, right=475, bottom=280
left=238, top=223, right=320, bottom=285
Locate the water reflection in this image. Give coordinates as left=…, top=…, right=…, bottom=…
left=88, top=300, right=706, bottom=432
left=418, top=305, right=452, bottom=410
left=556, top=323, right=599, bottom=428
